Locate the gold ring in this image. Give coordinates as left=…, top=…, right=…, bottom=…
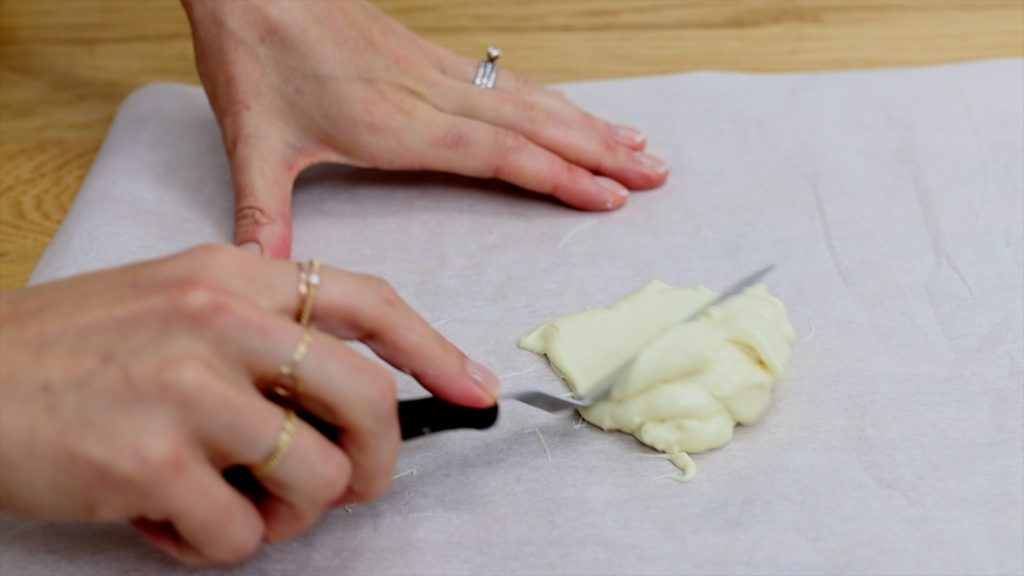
left=250, top=408, right=298, bottom=477
left=271, top=326, right=316, bottom=398
left=296, top=258, right=321, bottom=327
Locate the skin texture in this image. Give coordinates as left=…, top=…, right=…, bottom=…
left=182, top=0, right=669, bottom=258
left=0, top=244, right=500, bottom=564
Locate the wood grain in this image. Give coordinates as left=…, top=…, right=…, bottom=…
left=2, top=0, right=1022, bottom=289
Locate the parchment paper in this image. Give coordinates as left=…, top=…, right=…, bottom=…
left=2, top=59, right=1022, bottom=576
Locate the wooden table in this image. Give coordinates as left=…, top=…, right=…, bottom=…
left=1, top=0, right=1021, bottom=289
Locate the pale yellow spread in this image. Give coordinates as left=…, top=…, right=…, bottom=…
left=519, top=281, right=794, bottom=480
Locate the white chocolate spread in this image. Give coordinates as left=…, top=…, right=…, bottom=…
left=519, top=281, right=794, bottom=480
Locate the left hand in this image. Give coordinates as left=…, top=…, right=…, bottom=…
left=182, top=0, right=669, bottom=258
left=0, top=244, right=499, bottom=564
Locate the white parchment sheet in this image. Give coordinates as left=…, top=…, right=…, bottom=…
left=3, top=59, right=1022, bottom=575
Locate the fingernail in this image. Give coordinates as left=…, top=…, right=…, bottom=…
left=465, top=358, right=500, bottom=400
left=595, top=175, right=629, bottom=199
left=239, top=242, right=262, bottom=255
left=636, top=152, right=669, bottom=175
left=614, top=125, right=646, bottom=146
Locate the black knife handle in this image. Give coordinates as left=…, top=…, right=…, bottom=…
left=397, top=396, right=499, bottom=440
left=277, top=396, right=500, bottom=441
left=225, top=397, right=498, bottom=493
left=303, top=396, right=499, bottom=441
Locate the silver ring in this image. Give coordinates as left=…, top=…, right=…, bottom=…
left=473, top=46, right=501, bottom=89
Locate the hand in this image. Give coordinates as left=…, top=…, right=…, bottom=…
left=182, top=0, right=669, bottom=258
left=0, top=244, right=498, bottom=565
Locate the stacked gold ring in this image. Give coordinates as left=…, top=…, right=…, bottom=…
left=297, top=258, right=321, bottom=327
left=254, top=258, right=323, bottom=476
left=271, top=258, right=321, bottom=398
left=271, top=326, right=316, bottom=398
left=250, top=408, right=298, bottom=477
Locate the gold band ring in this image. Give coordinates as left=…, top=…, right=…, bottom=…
left=296, top=258, right=321, bottom=327
left=271, top=326, right=316, bottom=398
left=250, top=407, right=298, bottom=477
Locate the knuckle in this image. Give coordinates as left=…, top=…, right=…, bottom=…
left=368, top=396, right=398, bottom=442
left=601, top=135, right=622, bottom=158
left=347, top=85, right=411, bottom=148
left=362, top=274, right=402, bottom=310
left=488, top=130, right=530, bottom=180
left=73, top=432, right=188, bottom=521
left=575, top=106, right=607, bottom=131
left=163, top=279, right=242, bottom=328
left=514, top=73, right=539, bottom=91
left=77, top=447, right=136, bottom=522
left=174, top=244, right=244, bottom=287
left=312, top=451, right=352, bottom=507
left=551, top=161, right=582, bottom=192
left=346, top=361, right=397, bottom=426
left=591, top=113, right=617, bottom=137
left=436, top=125, right=471, bottom=152
left=547, top=162, right=590, bottom=201
left=516, top=99, right=546, bottom=128
left=601, top=137, right=633, bottom=170
left=365, top=365, right=398, bottom=409
left=149, top=361, right=229, bottom=429
left=183, top=242, right=236, bottom=268
left=235, top=204, right=276, bottom=229
left=492, top=129, right=529, bottom=155
left=129, top=436, right=190, bottom=493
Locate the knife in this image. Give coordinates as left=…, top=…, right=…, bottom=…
left=226, top=265, right=772, bottom=490
left=316, top=265, right=775, bottom=438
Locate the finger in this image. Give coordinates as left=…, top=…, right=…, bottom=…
left=224, top=121, right=299, bottom=259
left=405, top=107, right=631, bottom=211
left=178, top=247, right=501, bottom=411
left=200, top=308, right=402, bottom=505
left=203, top=393, right=354, bottom=542
left=532, top=87, right=649, bottom=152
left=311, top=274, right=502, bottom=408
left=256, top=344, right=398, bottom=507
left=241, top=262, right=500, bottom=408
left=425, top=47, right=649, bottom=151
left=135, top=463, right=264, bottom=565
left=437, top=79, right=668, bottom=191
left=144, top=351, right=356, bottom=546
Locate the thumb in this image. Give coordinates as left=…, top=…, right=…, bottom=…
left=229, top=136, right=297, bottom=259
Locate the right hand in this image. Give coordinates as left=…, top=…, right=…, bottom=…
left=183, top=0, right=669, bottom=258
left=0, top=244, right=498, bottom=564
